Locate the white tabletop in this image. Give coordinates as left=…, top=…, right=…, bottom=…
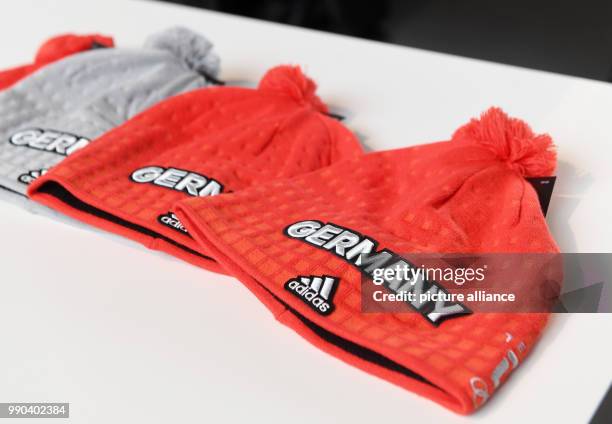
left=0, top=0, right=610, bottom=423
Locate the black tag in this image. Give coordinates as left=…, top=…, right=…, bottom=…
left=90, top=41, right=109, bottom=50
left=526, top=176, right=556, bottom=216
left=326, top=112, right=345, bottom=121
left=200, top=71, right=225, bottom=86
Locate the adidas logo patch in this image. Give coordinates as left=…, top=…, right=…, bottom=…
left=157, top=211, right=191, bottom=236
left=284, top=275, right=339, bottom=316
left=18, top=168, right=48, bottom=185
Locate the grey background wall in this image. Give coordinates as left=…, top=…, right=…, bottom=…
left=158, top=0, right=612, bottom=82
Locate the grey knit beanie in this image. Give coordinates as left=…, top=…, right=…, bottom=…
left=0, top=26, right=220, bottom=218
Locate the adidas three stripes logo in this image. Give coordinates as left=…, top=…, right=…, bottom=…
left=284, top=275, right=339, bottom=316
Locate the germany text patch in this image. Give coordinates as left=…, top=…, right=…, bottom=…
left=284, top=220, right=471, bottom=325
left=10, top=129, right=90, bottom=156
left=130, top=166, right=223, bottom=197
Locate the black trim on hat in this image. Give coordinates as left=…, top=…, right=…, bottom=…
left=36, top=181, right=214, bottom=262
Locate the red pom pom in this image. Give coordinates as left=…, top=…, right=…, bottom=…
left=258, top=65, right=328, bottom=114
left=452, top=107, right=557, bottom=177
left=35, top=34, right=114, bottom=63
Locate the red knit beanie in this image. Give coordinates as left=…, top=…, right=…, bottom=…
left=28, top=65, right=363, bottom=273
left=172, top=107, right=560, bottom=414
left=0, top=33, right=113, bottom=90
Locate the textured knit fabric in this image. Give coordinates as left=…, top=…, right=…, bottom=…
left=28, top=66, right=364, bottom=272
left=0, top=26, right=220, bottom=214
left=0, top=33, right=114, bottom=91
left=172, top=108, right=560, bottom=414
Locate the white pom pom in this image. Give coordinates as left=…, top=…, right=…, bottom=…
left=144, top=26, right=220, bottom=78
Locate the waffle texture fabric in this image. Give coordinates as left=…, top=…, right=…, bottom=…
left=29, top=65, right=364, bottom=273
left=0, top=26, right=220, bottom=217
left=172, top=108, right=560, bottom=414
left=0, top=33, right=114, bottom=91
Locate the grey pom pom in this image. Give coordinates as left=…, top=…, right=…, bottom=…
left=144, top=27, right=220, bottom=78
